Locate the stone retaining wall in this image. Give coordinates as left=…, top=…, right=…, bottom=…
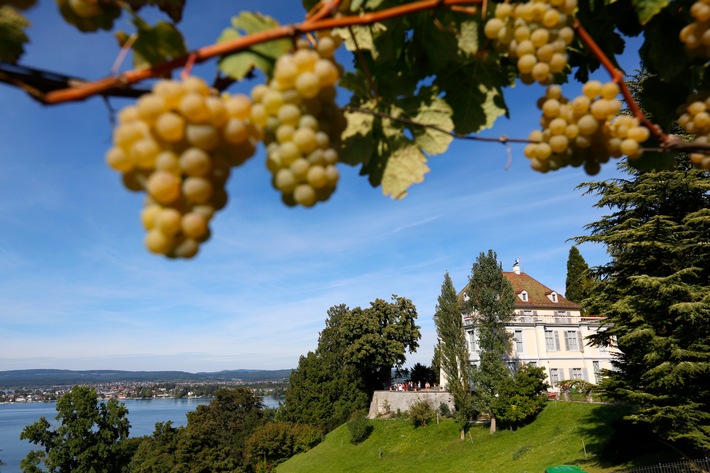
left=368, top=390, right=455, bottom=418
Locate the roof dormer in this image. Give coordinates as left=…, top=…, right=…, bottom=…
left=518, top=290, right=528, bottom=302
left=547, top=291, right=559, bottom=303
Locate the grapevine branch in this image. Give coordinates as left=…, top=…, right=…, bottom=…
left=572, top=20, right=668, bottom=143
left=343, top=106, right=532, bottom=144
left=40, top=0, right=484, bottom=105
left=6, top=0, right=706, bottom=156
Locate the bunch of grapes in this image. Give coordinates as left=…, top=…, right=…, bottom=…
left=105, top=76, right=261, bottom=258
left=523, top=81, right=650, bottom=174
left=56, top=0, right=121, bottom=32
left=679, top=0, right=710, bottom=56
left=677, top=96, right=710, bottom=169
left=483, top=0, right=577, bottom=85
left=251, top=33, right=347, bottom=207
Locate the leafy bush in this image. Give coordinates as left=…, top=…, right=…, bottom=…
left=438, top=402, right=451, bottom=418
left=408, top=399, right=436, bottom=427
left=245, top=421, right=322, bottom=471
left=346, top=410, right=372, bottom=444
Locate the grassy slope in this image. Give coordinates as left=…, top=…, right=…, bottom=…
left=277, top=402, right=634, bottom=473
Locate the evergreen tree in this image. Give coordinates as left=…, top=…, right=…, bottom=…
left=462, top=250, right=517, bottom=434
left=565, top=245, right=593, bottom=305
left=493, top=364, right=549, bottom=430
left=576, top=158, right=710, bottom=452
left=433, top=272, right=476, bottom=440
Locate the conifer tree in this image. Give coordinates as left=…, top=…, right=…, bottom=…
left=433, top=272, right=476, bottom=441
left=565, top=245, right=593, bottom=305
left=576, top=157, right=710, bottom=452
left=462, top=250, right=516, bottom=434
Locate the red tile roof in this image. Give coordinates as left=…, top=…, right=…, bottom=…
left=502, top=271, right=579, bottom=310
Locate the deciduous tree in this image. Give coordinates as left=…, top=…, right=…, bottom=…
left=20, top=385, right=133, bottom=473
left=285, top=296, right=420, bottom=431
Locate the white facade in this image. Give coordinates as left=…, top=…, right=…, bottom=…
left=464, top=312, right=615, bottom=387
left=442, top=264, right=617, bottom=390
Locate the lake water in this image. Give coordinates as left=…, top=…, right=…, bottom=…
left=0, top=396, right=280, bottom=473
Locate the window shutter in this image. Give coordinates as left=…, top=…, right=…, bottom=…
left=554, top=331, right=560, bottom=351
left=578, top=331, right=584, bottom=352
left=568, top=368, right=574, bottom=379
left=582, top=368, right=589, bottom=381
left=564, top=331, right=570, bottom=351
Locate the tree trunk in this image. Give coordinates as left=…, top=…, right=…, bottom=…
left=460, top=428, right=465, bottom=441
left=489, top=415, right=497, bottom=434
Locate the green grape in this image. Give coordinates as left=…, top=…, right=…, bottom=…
left=293, top=184, right=317, bottom=207
left=179, top=148, right=212, bottom=177
left=155, top=150, right=181, bottom=175
left=147, top=171, right=181, bottom=204
left=145, top=229, right=174, bottom=255
left=181, top=212, right=208, bottom=239
left=155, top=112, right=186, bottom=143
left=105, top=147, right=132, bottom=172
left=296, top=72, right=321, bottom=99
left=186, top=124, right=220, bottom=151
left=156, top=208, right=182, bottom=236
left=182, top=177, right=213, bottom=204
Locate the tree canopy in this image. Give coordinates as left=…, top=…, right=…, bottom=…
left=285, top=296, right=420, bottom=430
left=576, top=157, right=710, bottom=453
left=565, top=245, right=593, bottom=305
left=463, top=249, right=517, bottom=434
left=20, top=385, right=134, bottom=473
left=434, top=271, right=476, bottom=440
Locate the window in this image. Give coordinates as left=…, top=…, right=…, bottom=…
left=520, top=291, right=528, bottom=302
left=571, top=368, right=583, bottom=380
left=467, top=330, right=477, bottom=354
left=593, top=361, right=601, bottom=382
left=545, top=330, right=560, bottom=351
left=549, top=368, right=560, bottom=386
left=565, top=330, right=580, bottom=351
left=550, top=292, right=558, bottom=302
left=514, top=330, right=524, bottom=353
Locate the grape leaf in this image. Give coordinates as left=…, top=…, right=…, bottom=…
left=631, top=0, right=669, bottom=25
left=639, top=9, right=689, bottom=83
left=131, top=19, right=187, bottom=69
left=411, top=14, right=461, bottom=71
left=333, top=24, right=387, bottom=60
left=217, top=12, right=291, bottom=80
left=409, top=95, right=454, bottom=156
left=341, top=108, right=376, bottom=166
left=457, top=20, right=479, bottom=56
left=125, top=0, right=185, bottom=23
left=380, top=142, right=430, bottom=199
left=435, top=63, right=508, bottom=135
left=0, top=5, right=29, bottom=63
left=628, top=151, right=676, bottom=171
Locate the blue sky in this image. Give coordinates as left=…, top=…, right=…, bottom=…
left=0, top=1, right=640, bottom=372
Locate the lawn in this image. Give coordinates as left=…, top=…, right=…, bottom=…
left=277, top=402, right=640, bottom=473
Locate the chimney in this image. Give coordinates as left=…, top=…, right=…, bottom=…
left=513, top=259, right=521, bottom=275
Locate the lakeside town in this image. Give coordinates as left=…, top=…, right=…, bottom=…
left=0, top=379, right=287, bottom=404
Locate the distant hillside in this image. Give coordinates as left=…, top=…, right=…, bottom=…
left=0, top=369, right=292, bottom=387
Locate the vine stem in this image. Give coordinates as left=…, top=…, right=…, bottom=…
left=573, top=19, right=668, bottom=144
left=343, top=106, right=533, bottom=144
left=41, top=0, right=482, bottom=105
